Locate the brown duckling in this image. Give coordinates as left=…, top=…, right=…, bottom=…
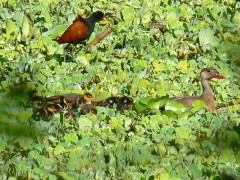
left=117, top=96, right=134, bottom=111
left=47, top=93, right=94, bottom=110
left=81, top=104, right=98, bottom=114
left=102, top=97, right=120, bottom=108
left=170, top=68, right=225, bottom=111
left=93, top=96, right=133, bottom=111
left=64, top=110, right=79, bottom=119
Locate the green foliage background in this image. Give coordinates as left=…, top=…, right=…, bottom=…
left=0, top=0, right=240, bottom=179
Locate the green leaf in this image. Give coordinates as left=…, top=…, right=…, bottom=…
left=78, top=117, right=93, bottom=131
left=42, top=24, right=68, bottom=39
left=53, top=145, right=65, bottom=156
left=219, top=149, right=236, bottom=164
left=122, top=7, right=136, bottom=22
left=6, top=20, right=19, bottom=36
left=165, top=101, right=186, bottom=115
left=147, top=96, right=169, bottom=109
left=64, top=133, right=78, bottom=144
left=192, top=100, right=206, bottom=111
left=42, top=6, right=52, bottom=24
left=160, top=171, right=170, bottom=180
left=199, top=27, right=219, bottom=47
left=48, top=175, right=57, bottom=180
left=188, top=164, right=202, bottom=177
left=22, top=16, right=30, bottom=39
left=177, top=60, right=188, bottom=73
left=132, top=101, right=149, bottom=113
left=139, top=96, right=153, bottom=105
left=175, top=127, right=191, bottom=139
left=233, top=12, right=240, bottom=25
left=77, top=138, right=92, bottom=147
left=0, top=141, right=6, bottom=151
left=35, top=73, right=46, bottom=83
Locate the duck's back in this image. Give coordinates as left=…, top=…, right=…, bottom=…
left=170, top=96, right=201, bottom=107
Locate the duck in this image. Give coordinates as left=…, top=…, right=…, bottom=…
left=169, top=68, right=225, bottom=111
left=56, top=11, right=109, bottom=61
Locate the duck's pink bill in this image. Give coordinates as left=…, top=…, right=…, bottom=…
left=214, top=74, right=226, bottom=79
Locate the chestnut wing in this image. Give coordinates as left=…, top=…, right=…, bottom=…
left=57, top=21, right=88, bottom=43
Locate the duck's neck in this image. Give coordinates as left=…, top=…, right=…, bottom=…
left=85, top=15, right=98, bottom=38
left=201, top=79, right=213, bottom=97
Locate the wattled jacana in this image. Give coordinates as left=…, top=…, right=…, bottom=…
left=56, top=11, right=109, bottom=61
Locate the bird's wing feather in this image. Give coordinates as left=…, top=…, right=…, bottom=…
left=57, top=21, right=88, bottom=43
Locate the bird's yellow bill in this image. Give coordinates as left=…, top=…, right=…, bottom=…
left=101, top=17, right=110, bottom=24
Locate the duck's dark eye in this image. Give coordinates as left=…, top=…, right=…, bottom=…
left=207, top=70, right=211, bottom=72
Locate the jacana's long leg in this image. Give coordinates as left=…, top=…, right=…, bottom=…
left=63, top=44, right=70, bottom=62
left=70, top=44, right=75, bottom=61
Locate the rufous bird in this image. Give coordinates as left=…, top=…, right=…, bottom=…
left=56, top=11, right=109, bottom=61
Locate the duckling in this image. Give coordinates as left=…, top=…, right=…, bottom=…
left=81, top=104, right=98, bottom=114
left=117, top=96, right=133, bottom=111
left=102, top=97, right=120, bottom=108
left=47, top=93, right=94, bottom=110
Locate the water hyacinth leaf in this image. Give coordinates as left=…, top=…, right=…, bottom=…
left=77, top=138, right=92, bottom=147
left=177, top=60, right=188, bottom=71
left=179, top=108, right=191, bottom=119
left=42, top=24, right=68, bottom=39
left=199, top=28, right=219, bottom=47
left=78, top=117, right=93, bottom=131
left=139, top=96, right=153, bottom=105
left=233, top=12, right=240, bottom=25
left=53, top=145, right=65, bottom=156
left=122, top=7, right=136, bottom=22
left=0, top=1, right=239, bottom=178
left=160, top=171, right=170, bottom=180
left=192, top=100, right=206, bottom=111
left=132, top=101, right=149, bottom=113
left=42, top=6, right=52, bottom=24
left=175, top=127, right=191, bottom=139
left=6, top=20, right=19, bottom=36
left=64, top=133, right=78, bottom=144
left=22, top=16, right=30, bottom=39
left=188, top=164, right=202, bottom=177
left=147, top=96, right=169, bottom=109
left=165, top=101, right=186, bottom=115
left=219, top=149, right=236, bottom=164
left=0, top=141, right=6, bottom=151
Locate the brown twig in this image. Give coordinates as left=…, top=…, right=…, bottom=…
left=150, top=23, right=166, bottom=29
left=86, top=27, right=112, bottom=47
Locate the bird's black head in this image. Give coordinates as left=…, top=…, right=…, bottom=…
left=92, top=11, right=104, bottom=21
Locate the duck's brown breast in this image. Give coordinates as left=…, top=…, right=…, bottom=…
left=200, top=94, right=215, bottom=111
